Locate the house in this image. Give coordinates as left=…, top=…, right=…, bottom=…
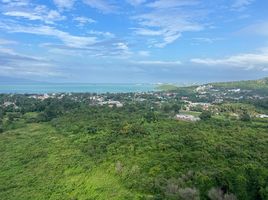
left=3, top=102, right=14, bottom=107
left=189, top=102, right=211, bottom=110
left=256, top=114, right=268, bottom=119
left=175, top=114, right=200, bottom=122
left=30, top=94, right=51, bottom=100
left=228, top=89, right=241, bottom=93
left=195, top=85, right=212, bottom=92
left=2, top=102, right=19, bottom=109
left=213, top=99, right=223, bottom=104
left=99, top=100, right=123, bottom=108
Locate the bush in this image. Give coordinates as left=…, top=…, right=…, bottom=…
left=208, top=187, right=237, bottom=200
left=200, top=111, right=212, bottom=120
left=165, top=179, right=179, bottom=199
left=144, top=112, right=158, bottom=123
left=178, top=187, right=200, bottom=200
left=120, top=123, right=147, bottom=135
left=85, top=126, right=98, bottom=134
left=240, top=112, right=251, bottom=122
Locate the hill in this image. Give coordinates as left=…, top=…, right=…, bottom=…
left=210, top=77, right=268, bottom=90
left=0, top=78, right=268, bottom=200
left=156, top=84, right=179, bottom=91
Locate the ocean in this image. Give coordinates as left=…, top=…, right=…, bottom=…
left=0, top=83, right=157, bottom=94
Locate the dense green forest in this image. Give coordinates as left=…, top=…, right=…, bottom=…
left=0, top=79, right=268, bottom=200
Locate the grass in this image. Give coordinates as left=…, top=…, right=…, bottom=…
left=62, top=167, right=139, bottom=200
left=156, top=84, right=179, bottom=91
left=1, top=110, right=268, bottom=199
left=212, top=77, right=268, bottom=89
left=179, top=110, right=202, bottom=117
left=0, top=123, right=139, bottom=200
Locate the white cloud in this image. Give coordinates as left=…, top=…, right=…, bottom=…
left=82, top=0, right=117, bottom=13
left=3, top=5, right=65, bottom=24
left=192, top=37, right=223, bottom=44
left=138, top=50, right=150, bottom=57
left=74, top=16, right=96, bottom=26
left=0, top=47, right=16, bottom=54
left=132, top=0, right=204, bottom=47
left=126, top=0, right=147, bottom=6
left=0, top=21, right=130, bottom=58
left=4, top=11, right=39, bottom=20
left=136, top=60, right=182, bottom=65
left=0, top=38, right=17, bottom=45
left=191, top=51, right=268, bottom=71
left=1, top=24, right=97, bottom=48
left=147, top=0, right=199, bottom=9
left=115, top=42, right=128, bottom=50
left=1, top=0, right=29, bottom=7
left=231, top=0, right=254, bottom=10
left=88, top=30, right=115, bottom=38
left=113, top=42, right=132, bottom=57
left=240, top=21, right=268, bottom=37
left=53, top=0, right=75, bottom=10
left=0, top=47, right=60, bottom=77
left=133, top=11, right=203, bottom=47
left=132, top=28, right=163, bottom=36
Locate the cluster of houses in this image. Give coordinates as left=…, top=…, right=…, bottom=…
left=1, top=84, right=267, bottom=122
left=1, top=101, right=19, bottom=109
left=29, top=93, right=51, bottom=100
left=98, top=100, right=123, bottom=108
left=195, top=85, right=213, bottom=93
left=194, top=83, right=267, bottom=103
left=183, top=100, right=211, bottom=111
left=89, top=96, right=123, bottom=108
left=29, top=93, right=79, bottom=101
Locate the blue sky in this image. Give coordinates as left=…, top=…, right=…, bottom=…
left=0, top=0, right=268, bottom=83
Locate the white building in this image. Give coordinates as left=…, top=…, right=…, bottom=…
left=175, top=114, right=200, bottom=122
left=99, top=100, right=123, bottom=108
left=256, top=114, right=268, bottom=119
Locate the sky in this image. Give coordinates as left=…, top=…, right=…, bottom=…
left=0, top=0, right=268, bottom=83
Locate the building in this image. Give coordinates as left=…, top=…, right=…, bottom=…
left=99, top=100, right=123, bottom=108
left=175, top=114, right=200, bottom=122
left=256, top=114, right=268, bottom=119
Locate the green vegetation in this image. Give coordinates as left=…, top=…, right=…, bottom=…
left=179, top=111, right=201, bottom=117
left=0, top=78, right=268, bottom=199
left=0, top=123, right=138, bottom=199
left=212, top=77, right=268, bottom=90
left=199, top=110, right=212, bottom=120
left=156, top=84, right=179, bottom=91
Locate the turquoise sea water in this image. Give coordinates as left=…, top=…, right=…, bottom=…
left=0, top=83, right=156, bottom=94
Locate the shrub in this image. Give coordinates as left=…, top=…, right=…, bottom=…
left=178, top=187, right=200, bottom=200
left=165, top=179, right=179, bottom=199
left=240, top=112, right=251, bottom=122
left=115, top=161, right=123, bottom=174
left=208, top=187, right=237, bottom=200
left=85, top=126, right=98, bottom=134
left=200, top=111, right=212, bottom=120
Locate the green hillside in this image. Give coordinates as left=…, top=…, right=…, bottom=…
left=1, top=77, right=268, bottom=199
left=0, top=123, right=140, bottom=200
left=211, top=77, right=268, bottom=89
left=1, top=105, right=268, bottom=199
left=156, top=84, right=179, bottom=91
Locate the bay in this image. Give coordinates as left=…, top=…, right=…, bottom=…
left=0, top=83, right=156, bottom=94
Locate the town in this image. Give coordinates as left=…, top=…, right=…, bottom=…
left=1, top=78, right=268, bottom=123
